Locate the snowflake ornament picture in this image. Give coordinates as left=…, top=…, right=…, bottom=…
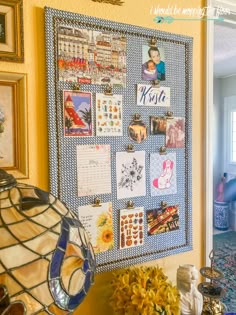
left=116, top=151, right=146, bottom=199
left=118, top=157, right=143, bottom=191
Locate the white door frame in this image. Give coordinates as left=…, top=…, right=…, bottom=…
left=205, top=0, right=236, bottom=264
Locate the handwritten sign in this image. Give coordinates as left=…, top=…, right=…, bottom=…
left=137, top=84, right=170, bottom=107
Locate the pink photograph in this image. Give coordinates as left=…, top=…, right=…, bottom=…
left=166, top=117, right=185, bottom=148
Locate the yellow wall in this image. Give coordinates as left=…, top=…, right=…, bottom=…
left=0, top=0, right=205, bottom=313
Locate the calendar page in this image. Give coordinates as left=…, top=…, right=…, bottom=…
left=77, top=144, right=112, bottom=196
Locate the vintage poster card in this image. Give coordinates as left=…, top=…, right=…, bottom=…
left=63, top=90, right=92, bottom=137
left=146, top=205, right=179, bottom=235
left=78, top=202, right=114, bottom=254
left=137, top=84, right=170, bottom=107
left=58, top=26, right=126, bottom=87
left=119, top=207, right=144, bottom=249
left=96, top=93, right=123, bottom=136
left=116, top=151, right=146, bottom=199
left=166, top=117, right=185, bottom=148
left=150, top=152, right=177, bottom=196
left=142, top=45, right=166, bottom=81
left=77, top=144, right=111, bottom=196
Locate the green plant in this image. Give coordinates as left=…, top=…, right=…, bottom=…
left=110, top=266, right=180, bottom=315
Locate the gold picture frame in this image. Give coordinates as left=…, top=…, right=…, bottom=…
left=0, top=72, right=28, bottom=178
left=0, top=0, right=24, bottom=62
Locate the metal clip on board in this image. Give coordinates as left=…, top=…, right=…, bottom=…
left=160, top=201, right=168, bottom=210
left=93, top=197, right=102, bottom=207
left=159, top=146, right=167, bottom=155
left=126, top=200, right=134, bottom=209
left=104, top=84, right=113, bottom=96
left=166, top=111, right=174, bottom=119
left=72, top=83, right=80, bottom=91
left=126, top=144, right=135, bottom=152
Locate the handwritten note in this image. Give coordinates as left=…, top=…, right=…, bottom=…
left=78, top=202, right=114, bottom=254
left=77, top=144, right=111, bottom=196
left=137, top=84, right=170, bottom=107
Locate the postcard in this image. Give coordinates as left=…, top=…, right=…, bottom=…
left=58, top=26, right=126, bottom=87
left=78, top=202, right=114, bottom=254
left=116, top=151, right=146, bottom=199
left=166, top=117, right=185, bottom=148
left=119, top=207, right=144, bottom=249
left=77, top=144, right=111, bottom=196
left=137, top=84, right=170, bottom=107
left=150, top=152, right=177, bottom=196
left=96, top=93, right=123, bottom=136
left=63, top=90, right=92, bottom=137
left=146, top=205, right=179, bottom=235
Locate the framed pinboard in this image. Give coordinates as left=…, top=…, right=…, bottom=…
left=45, top=6, right=193, bottom=273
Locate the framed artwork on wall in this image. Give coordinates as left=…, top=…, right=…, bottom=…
left=0, top=0, right=24, bottom=62
left=0, top=72, right=28, bottom=178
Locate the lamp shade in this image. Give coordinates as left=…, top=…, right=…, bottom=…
left=0, top=169, right=96, bottom=314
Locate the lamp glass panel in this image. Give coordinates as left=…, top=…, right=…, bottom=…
left=8, top=221, right=46, bottom=242
left=0, top=245, right=39, bottom=269
left=31, top=207, right=62, bottom=228
left=29, top=282, right=54, bottom=306
left=1, top=207, right=25, bottom=224
left=11, top=292, right=43, bottom=314
left=0, top=274, right=23, bottom=296
left=11, top=260, right=49, bottom=288
left=24, top=231, right=58, bottom=255
left=0, top=227, right=18, bottom=247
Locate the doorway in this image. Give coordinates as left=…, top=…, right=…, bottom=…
left=206, top=0, right=236, bottom=311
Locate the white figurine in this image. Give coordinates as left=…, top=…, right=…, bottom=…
left=177, top=264, right=203, bottom=315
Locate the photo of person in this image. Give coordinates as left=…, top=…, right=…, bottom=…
left=142, top=60, right=158, bottom=80
left=166, top=117, right=185, bottom=148
left=150, top=116, right=167, bottom=135
left=142, top=45, right=166, bottom=81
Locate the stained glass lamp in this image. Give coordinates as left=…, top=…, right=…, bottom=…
left=0, top=169, right=96, bottom=314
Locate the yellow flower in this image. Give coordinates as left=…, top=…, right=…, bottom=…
left=109, top=266, right=180, bottom=315
left=96, top=225, right=114, bottom=252
left=96, top=212, right=108, bottom=227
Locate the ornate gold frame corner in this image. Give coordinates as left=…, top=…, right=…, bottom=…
left=0, top=0, right=24, bottom=62
left=0, top=71, right=28, bottom=178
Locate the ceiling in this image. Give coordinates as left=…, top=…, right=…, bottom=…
left=214, top=17, right=236, bottom=78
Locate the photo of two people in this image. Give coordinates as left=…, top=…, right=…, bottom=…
left=142, top=45, right=166, bottom=81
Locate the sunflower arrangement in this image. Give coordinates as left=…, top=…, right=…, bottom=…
left=110, top=266, right=180, bottom=315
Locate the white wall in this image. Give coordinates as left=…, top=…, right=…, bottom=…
left=221, top=75, right=236, bottom=97
left=213, top=77, right=223, bottom=200
left=213, top=75, right=236, bottom=200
